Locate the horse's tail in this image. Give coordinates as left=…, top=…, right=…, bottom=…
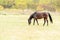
left=48, top=13, right=53, bottom=23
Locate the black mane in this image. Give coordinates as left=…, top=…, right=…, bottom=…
left=28, top=12, right=36, bottom=20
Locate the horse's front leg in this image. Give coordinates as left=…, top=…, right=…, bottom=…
left=33, top=19, right=35, bottom=25
left=47, top=20, right=48, bottom=26
left=36, top=19, right=39, bottom=25
left=43, top=19, right=46, bottom=26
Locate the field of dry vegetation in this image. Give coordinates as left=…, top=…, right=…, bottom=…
left=0, top=9, right=60, bottom=40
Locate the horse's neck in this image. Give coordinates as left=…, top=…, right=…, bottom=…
left=29, top=17, right=33, bottom=20
left=29, top=15, right=33, bottom=20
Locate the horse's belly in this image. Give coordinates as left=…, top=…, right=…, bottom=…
left=36, top=16, right=43, bottom=19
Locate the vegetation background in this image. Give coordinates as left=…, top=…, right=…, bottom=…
left=0, top=0, right=60, bottom=11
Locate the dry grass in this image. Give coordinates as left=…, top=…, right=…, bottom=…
left=0, top=12, right=60, bottom=40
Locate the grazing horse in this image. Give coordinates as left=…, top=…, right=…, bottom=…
left=28, top=11, right=53, bottom=26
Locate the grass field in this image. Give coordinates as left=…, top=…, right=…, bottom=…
left=0, top=12, right=60, bottom=40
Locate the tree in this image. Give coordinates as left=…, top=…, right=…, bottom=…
left=0, top=0, right=15, bottom=8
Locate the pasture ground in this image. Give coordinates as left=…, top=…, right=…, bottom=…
left=0, top=13, right=60, bottom=40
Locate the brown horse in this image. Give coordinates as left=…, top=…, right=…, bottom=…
left=28, top=11, right=53, bottom=26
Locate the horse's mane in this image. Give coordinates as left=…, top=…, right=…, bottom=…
left=28, top=12, right=36, bottom=20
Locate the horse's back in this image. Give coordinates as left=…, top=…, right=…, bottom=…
left=34, top=11, right=48, bottom=19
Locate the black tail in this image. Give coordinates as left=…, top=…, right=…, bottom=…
left=48, top=13, right=53, bottom=23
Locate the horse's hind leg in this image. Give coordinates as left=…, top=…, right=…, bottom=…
left=36, top=19, right=39, bottom=25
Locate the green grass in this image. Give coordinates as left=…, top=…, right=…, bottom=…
left=0, top=13, right=60, bottom=40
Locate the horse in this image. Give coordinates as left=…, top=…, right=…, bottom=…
left=28, top=11, right=53, bottom=26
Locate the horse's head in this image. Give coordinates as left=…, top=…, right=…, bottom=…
left=28, top=13, right=34, bottom=25
left=28, top=19, right=31, bottom=25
